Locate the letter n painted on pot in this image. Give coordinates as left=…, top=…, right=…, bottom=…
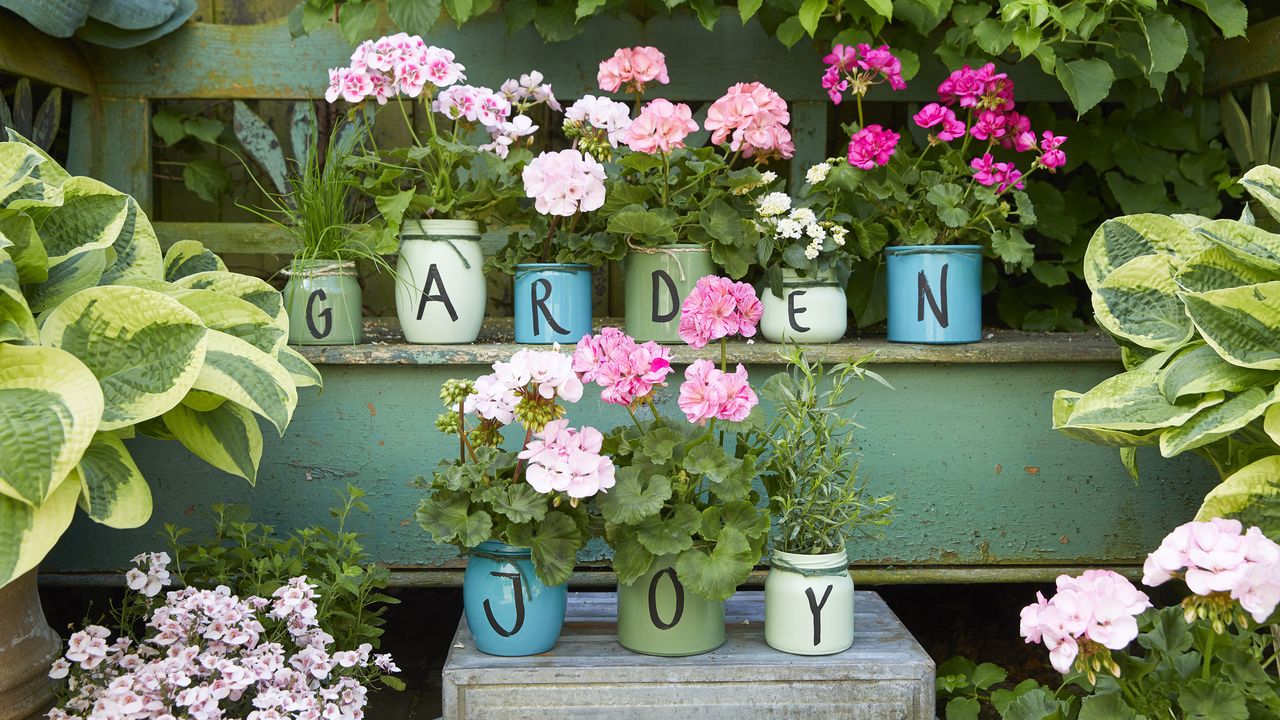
left=531, top=278, right=570, bottom=336
left=482, top=572, right=526, bottom=637
left=305, top=289, right=332, bottom=339
left=416, top=264, right=459, bottom=322
left=651, top=269, right=679, bottom=323
left=648, top=567, right=686, bottom=630
left=917, top=264, right=949, bottom=328
left=805, top=585, right=834, bottom=646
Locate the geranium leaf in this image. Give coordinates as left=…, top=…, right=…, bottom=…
left=635, top=503, right=700, bottom=555
left=673, top=526, right=754, bottom=601
left=492, top=483, right=548, bottom=524
left=596, top=465, right=671, bottom=525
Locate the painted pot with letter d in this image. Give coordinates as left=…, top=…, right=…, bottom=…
left=760, top=269, right=848, bottom=344
left=623, top=245, right=714, bottom=343
left=514, top=263, right=593, bottom=344
left=394, top=219, right=486, bottom=344
left=764, top=549, right=854, bottom=655
left=283, top=259, right=363, bottom=345
left=616, top=555, right=726, bottom=656
left=462, top=541, right=567, bottom=656
left=885, top=244, right=982, bottom=344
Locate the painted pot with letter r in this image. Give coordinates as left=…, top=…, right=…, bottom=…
left=885, top=244, right=982, bottom=344
left=764, top=548, right=854, bottom=655
left=760, top=269, right=848, bottom=344
left=394, top=219, right=486, bottom=344
left=463, top=541, right=568, bottom=656
left=514, top=263, right=593, bottom=344
left=623, top=244, right=714, bottom=343
left=283, top=259, right=362, bottom=345
left=616, top=555, right=726, bottom=656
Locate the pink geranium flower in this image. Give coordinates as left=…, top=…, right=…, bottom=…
left=625, top=99, right=698, bottom=154
left=572, top=328, right=674, bottom=406
left=1038, top=131, right=1068, bottom=170
left=597, top=46, right=670, bottom=94
left=677, top=276, right=763, bottom=348
left=522, top=149, right=607, bottom=216
left=1020, top=569, right=1151, bottom=674
left=703, top=82, right=794, bottom=159
left=1143, top=518, right=1280, bottom=623
left=846, top=124, right=899, bottom=169
left=518, top=419, right=616, bottom=498
left=677, top=360, right=758, bottom=425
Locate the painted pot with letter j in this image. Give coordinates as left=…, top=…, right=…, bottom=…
left=394, top=219, right=486, bottom=344
left=616, top=555, right=726, bottom=656
left=760, top=269, right=848, bottom=344
left=283, top=259, right=362, bottom=345
left=764, top=548, right=854, bottom=655
left=462, top=541, right=567, bottom=656
left=623, top=245, right=714, bottom=343
left=885, top=244, right=982, bottom=344
left=514, top=263, right=593, bottom=344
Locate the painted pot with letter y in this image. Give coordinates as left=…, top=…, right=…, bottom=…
left=765, top=548, right=855, bottom=655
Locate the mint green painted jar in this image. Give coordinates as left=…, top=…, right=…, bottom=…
left=616, top=556, right=725, bottom=656
left=623, top=245, right=714, bottom=343
left=764, top=548, right=854, bottom=655
left=283, top=259, right=362, bottom=345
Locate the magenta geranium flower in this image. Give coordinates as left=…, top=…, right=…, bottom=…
left=846, top=124, right=899, bottom=170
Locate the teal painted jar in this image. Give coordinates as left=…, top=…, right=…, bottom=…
left=463, top=541, right=567, bottom=656
left=616, top=556, right=725, bottom=656
left=885, top=244, right=982, bottom=344
left=759, top=269, right=848, bottom=344
left=623, top=245, right=714, bottom=343
left=764, top=549, right=854, bottom=655
left=282, top=259, right=362, bottom=345
left=514, top=263, right=592, bottom=344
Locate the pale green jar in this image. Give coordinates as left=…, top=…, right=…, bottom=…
left=764, top=548, right=855, bottom=655
left=616, top=556, right=725, bottom=656
left=623, top=245, right=714, bottom=343
left=282, top=259, right=362, bottom=345
left=759, top=269, right=848, bottom=344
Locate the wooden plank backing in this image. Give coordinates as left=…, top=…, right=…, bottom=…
left=0, top=13, right=95, bottom=94
left=1204, top=16, right=1280, bottom=93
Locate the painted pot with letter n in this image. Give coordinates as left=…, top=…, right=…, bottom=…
left=514, top=263, right=593, bottom=344
left=462, top=541, right=568, bottom=656
left=885, top=244, right=982, bottom=344
left=616, top=555, right=726, bottom=656
left=394, top=219, right=486, bottom=344
left=764, top=548, right=855, bottom=655
left=623, top=245, right=714, bottom=343
left=760, top=269, right=848, bottom=344
left=283, top=259, right=363, bottom=345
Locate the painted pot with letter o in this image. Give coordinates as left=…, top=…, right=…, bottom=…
left=885, top=244, right=982, bottom=344
left=394, top=219, right=486, bottom=344
left=616, top=555, right=726, bottom=656
left=764, top=548, right=854, bottom=655
left=514, top=263, right=593, bottom=344
left=623, top=245, right=714, bottom=343
left=462, top=541, right=567, bottom=656
left=760, top=269, right=848, bottom=344
left=283, top=259, right=362, bottom=345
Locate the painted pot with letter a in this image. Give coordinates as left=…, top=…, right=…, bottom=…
left=760, top=269, right=848, bottom=344
left=283, top=259, right=362, bottom=345
left=395, top=219, right=486, bottom=344
left=885, top=244, right=982, bottom=344
left=623, top=245, right=714, bottom=343
left=514, top=263, right=593, bottom=344
left=616, top=555, right=726, bottom=656
left=764, top=549, right=855, bottom=655
left=463, top=541, right=568, bottom=656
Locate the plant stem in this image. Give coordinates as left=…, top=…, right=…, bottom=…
left=1202, top=632, right=1216, bottom=680
left=626, top=405, right=645, bottom=431
left=855, top=94, right=865, bottom=129
left=661, top=151, right=671, bottom=207
left=720, top=338, right=728, bottom=373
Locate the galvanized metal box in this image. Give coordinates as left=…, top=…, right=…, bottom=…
left=442, top=590, right=935, bottom=719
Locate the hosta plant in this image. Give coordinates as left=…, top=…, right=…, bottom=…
left=575, top=277, right=772, bottom=601
left=0, top=132, right=319, bottom=589
left=1053, top=164, right=1280, bottom=534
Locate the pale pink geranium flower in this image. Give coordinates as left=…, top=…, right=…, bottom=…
left=565, top=95, right=633, bottom=148
left=1143, top=518, right=1280, bottom=622
left=678, top=359, right=727, bottom=425
left=625, top=99, right=698, bottom=155
left=597, top=46, right=670, bottom=94
left=1020, top=569, right=1149, bottom=675
left=846, top=124, right=899, bottom=170
left=522, top=149, right=607, bottom=217
left=519, top=420, right=616, bottom=498
left=704, top=82, right=794, bottom=159
left=716, top=364, right=758, bottom=422
left=677, top=275, right=763, bottom=348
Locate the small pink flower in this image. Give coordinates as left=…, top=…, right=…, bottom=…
left=969, top=110, right=1007, bottom=141
left=677, top=276, right=762, bottom=348
left=846, top=124, right=899, bottom=170
left=625, top=99, right=698, bottom=154
left=522, top=149, right=607, bottom=217
left=597, top=46, right=670, bottom=94
left=822, top=44, right=858, bottom=72
left=970, top=153, right=998, bottom=186
left=572, top=328, right=673, bottom=406
left=1000, top=111, right=1032, bottom=149
left=1038, top=131, right=1068, bottom=170
left=937, top=116, right=967, bottom=142
left=857, top=44, right=906, bottom=90
left=822, top=67, right=848, bottom=105
left=704, top=82, right=794, bottom=159
left=678, top=359, right=727, bottom=425
left=913, top=103, right=949, bottom=129
left=716, top=364, right=758, bottom=422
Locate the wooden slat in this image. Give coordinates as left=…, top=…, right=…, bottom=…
left=89, top=98, right=154, bottom=213
left=0, top=12, right=95, bottom=94
left=788, top=100, right=827, bottom=192
left=1205, top=15, right=1280, bottom=93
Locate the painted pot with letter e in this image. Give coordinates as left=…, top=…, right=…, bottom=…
left=760, top=269, right=848, bottom=344
left=283, top=259, right=363, bottom=345
left=462, top=541, right=568, bottom=656
left=764, top=548, right=854, bottom=655
left=616, top=556, right=726, bottom=656
left=885, top=244, right=982, bottom=344
left=394, top=219, right=486, bottom=344
left=514, top=263, right=593, bottom=345
left=622, top=245, right=714, bottom=343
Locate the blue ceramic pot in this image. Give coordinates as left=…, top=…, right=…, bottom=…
left=885, top=245, right=982, bottom=344
left=462, top=541, right=567, bottom=656
left=514, top=263, right=592, bottom=344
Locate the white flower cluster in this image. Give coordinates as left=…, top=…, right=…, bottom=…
left=755, top=196, right=847, bottom=260
left=732, top=170, right=778, bottom=195
left=805, top=161, right=831, bottom=185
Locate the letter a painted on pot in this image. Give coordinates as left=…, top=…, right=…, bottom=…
left=531, top=278, right=570, bottom=336
left=916, top=264, right=949, bottom=328
left=651, top=269, right=679, bottom=323
left=305, top=289, right=332, bottom=339
left=416, top=264, right=459, bottom=322
left=482, top=572, right=526, bottom=637
left=805, top=584, right=834, bottom=646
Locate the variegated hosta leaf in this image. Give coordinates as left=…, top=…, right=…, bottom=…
left=25, top=176, right=129, bottom=263
left=0, top=210, right=49, bottom=284
left=40, top=285, right=208, bottom=431
left=0, top=473, right=80, bottom=588
left=1241, top=165, right=1280, bottom=224
left=278, top=345, right=323, bottom=389
left=1055, top=370, right=1223, bottom=432
left=1197, top=455, right=1280, bottom=537
left=3, top=132, right=71, bottom=186
left=1182, top=281, right=1280, bottom=370
left=1195, top=219, right=1280, bottom=272
left=192, top=330, right=297, bottom=435
left=162, top=286, right=285, bottom=354
left=1175, top=245, right=1275, bottom=293
left=163, top=240, right=227, bottom=281
left=100, top=197, right=163, bottom=284
left=181, top=389, right=226, bottom=412
left=0, top=142, right=45, bottom=203
left=1084, top=214, right=1211, bottom=291
left=76, top=432, right=151, bottom=529
left=1092, top=254, right=1194, bottom=351
left=1159, top=387, right=1277, bottom=457
left=162, top=402, right=263, bottom=483
left=1158, top=342, right=1280, bottom=402
left=0, top=248, right=36, bottom=343
left=1171, top=214, right=1213, bottom=229
left=24, top=248, right=107, bottom=314
left=0, top=344, right=104, bottom=506
left=1266, top=404, right=1280, bottom=445
left=173, top=271, right=287, bottom=332
left=1051, top=390, right=1160, bottom=447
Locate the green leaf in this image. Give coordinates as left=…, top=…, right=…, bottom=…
left=183, top=116, right=224, bottom=145
left=232, top=101, right=288, bottom=196
left=862, top=0, right=891, bottom=19
left=1092, top=254, right=1194, bottom=351
left=388, top=0, right=441, bottom=33
left=1142, top=13, right=1187, bottom=75
left=101, top=198, right=164, bottom=285
left=1084, top=213, right=1209, bottom=290
left=673, top=526, right=754, bottom=601
left=635, top=503, right=701, bottom=555
left=1079, top=693, right=1136, bottom=720
left=0, top=474, right=80, bottom=588
left=1055, top=58, right=1115, bottom=116
left=152, top=111, right=187, bottom=146
left=797, top=0, right=826, bottom=36
left=375, top=189, right=414, bottom=231
left=596, top=466, right=672, bottom=525
left=182, top=158, right=231, bottom=203
left=519, top=510, right=582, bottom=586
left=162, top=401, right=263, bottom=482
left=337, top=1, right=378, bottom=43
left=416, top=491, right=492, bottom=547
left=776, top=16, right=805, bottom=47
left=1182, top=282, right=1280, bottom=370
left=76, top=432, right=151, bottom=528
left=608, top=525, right=655, bottom=584
left=576, top=0, right=606, bottom=20
left=1197, top=456, right=1280, bottom=537
left=1002, top=688, right=1063, bottom=720
left=533, top=2, right=580, bottom=42
left=944, top=697, right=979, bottom=720
left=163, top=240, right=227, bottom=281
left=971, top=662, right=1007, bottom=690
left=1221, top=92, right=1253, bottom=167
left=1183, top=0, right=1247, bottom=37
left=991, top=228, right=1034, bottom=270
left=1057, top=369, right=1223, bottom=432
left=737, top=0, right=764, bottom=22
left=607, top=210, right=677, bottom=245
left=1030, top=262, right=1069, bottom=287
left=190, top=330, right=297, bottom=435
left=28, top=176, right=129, bottom=263
left=1160, top=386, right=1274, bottom=457
left=491, top=483, right=547, bottom=524
left=1011, top=25, right=1040, bottom=59
left=633, top=426, right=683, bottom=465
left=278, top=345, right=323, bottom=389
left=1158, top=343, right=1278, bottom=401
left=1240, top=165, right=1280, bottom=223
left=1179, top=678, right=1248, bottom=720
left=1176, top=246, right=1274, bottom=293
left=442, top=0, right=473, bottom=24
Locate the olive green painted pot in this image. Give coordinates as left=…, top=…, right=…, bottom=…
left=623, top=245, right=714, bottom=343
left=764, top=549, right=855, bottom=655
left=616, top=556, right=725, bottom=656
left=283, top=259, right=362, bottom=345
